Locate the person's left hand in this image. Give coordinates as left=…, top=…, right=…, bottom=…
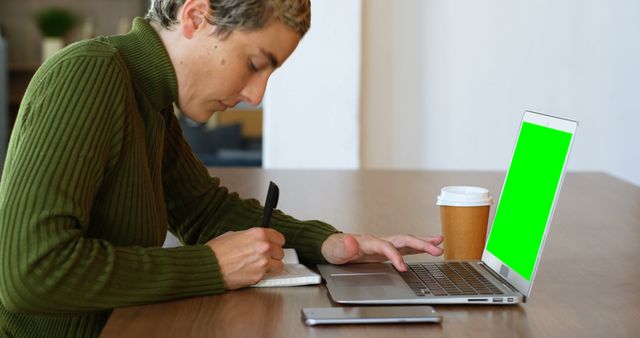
left=321, top=233, right=444, bottom=272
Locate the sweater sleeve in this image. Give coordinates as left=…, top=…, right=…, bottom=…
left=161, top=111, right=340, bottom=264
left=0, top=53, right=223, bottom=315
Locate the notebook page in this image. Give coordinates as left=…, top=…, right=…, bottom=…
left=251, top=249, right=321, bottom=288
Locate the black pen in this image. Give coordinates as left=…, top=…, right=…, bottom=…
left=261, top=181, right=279, bottom=228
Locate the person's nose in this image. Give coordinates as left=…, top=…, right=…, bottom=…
left=240, top=74, right=268, bottom=106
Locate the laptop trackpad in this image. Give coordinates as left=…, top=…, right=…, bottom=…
left=332, top=274, right=395, bottom=287
left=320, top=264, right=416, bottom=301
left=328, top=264, right=398, bottom=287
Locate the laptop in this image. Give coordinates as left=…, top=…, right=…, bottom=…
left=318, top=111, right=578, bottom=304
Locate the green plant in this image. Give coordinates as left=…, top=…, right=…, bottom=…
left=35, top=7, right=76, bottom=37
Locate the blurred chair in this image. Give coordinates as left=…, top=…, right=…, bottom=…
left=179, top=116, right=262, bottom=167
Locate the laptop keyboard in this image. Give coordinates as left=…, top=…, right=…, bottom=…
left=399, top=262, right=504, bottom=296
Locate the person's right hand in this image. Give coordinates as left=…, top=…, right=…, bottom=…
left=206, top=228, right=286, bottom=290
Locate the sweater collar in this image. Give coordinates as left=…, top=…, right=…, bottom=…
left=109, top=17, right=179, bottom=111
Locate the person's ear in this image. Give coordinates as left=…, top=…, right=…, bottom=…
left=178, top=0, right=209, bottom=39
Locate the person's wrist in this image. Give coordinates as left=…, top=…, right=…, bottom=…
left=321, top=233, right=361, bottom=265
left=321, top=233, right=345, bottom=259
left=320, top=234, right=333, bottom=258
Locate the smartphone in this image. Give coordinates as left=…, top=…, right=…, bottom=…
left=301, top=306, right=442, bottom=325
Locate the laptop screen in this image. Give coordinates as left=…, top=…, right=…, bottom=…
left=485, top=120, right=573, bottom=281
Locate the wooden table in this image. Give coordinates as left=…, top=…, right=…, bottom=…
left=101, top=169, right=640, bottom=338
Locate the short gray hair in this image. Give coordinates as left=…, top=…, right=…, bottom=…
left=145, top=0, right=311, bottom=37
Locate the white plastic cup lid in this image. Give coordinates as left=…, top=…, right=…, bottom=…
left=436, top=186, right=492, bottom=207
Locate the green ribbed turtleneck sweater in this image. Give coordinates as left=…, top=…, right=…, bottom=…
left=0, top=18, right=338, bottom=337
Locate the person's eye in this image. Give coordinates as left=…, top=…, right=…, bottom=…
left=248, top=59, right=259, bottom=72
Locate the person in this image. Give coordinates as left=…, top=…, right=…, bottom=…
left=0, top=0, right=444, bottom=336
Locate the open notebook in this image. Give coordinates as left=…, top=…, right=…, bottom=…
left=251, top=249, right=321, bottom=288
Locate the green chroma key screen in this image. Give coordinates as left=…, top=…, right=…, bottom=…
left=486, top=121, right=572, bottom=281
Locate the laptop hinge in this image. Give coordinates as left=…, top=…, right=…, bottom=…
left=478, top=262, right=526, bottom=301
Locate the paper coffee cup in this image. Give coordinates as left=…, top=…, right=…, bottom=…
left=437, top=186, right=492, bottom=260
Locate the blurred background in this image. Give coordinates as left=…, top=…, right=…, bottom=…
left=0, top=0, right=263, bottom=170
left=1, top=0, right=638, bottom=187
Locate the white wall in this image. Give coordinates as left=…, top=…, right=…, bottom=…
left=263, top=0, right=361, bottom=169
left=362, top=0, right=640, bottom=186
